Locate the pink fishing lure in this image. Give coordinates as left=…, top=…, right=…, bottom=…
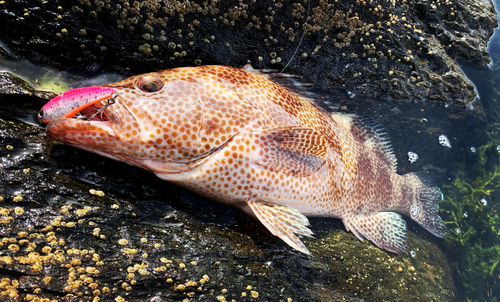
left=38, top=86, right=116, bottom=123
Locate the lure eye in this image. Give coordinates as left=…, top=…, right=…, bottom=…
left=138, top=76, right=163, bottom=92
left=37, top=109, right=46, bottom=123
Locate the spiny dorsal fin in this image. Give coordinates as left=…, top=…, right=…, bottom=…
left=333, top=113, right=397, bottom=171
left=253, top=127, right=328, bottom=177
left=247, top=199, right=313, bottom=255
left=241, top=64, right=323, bottom=101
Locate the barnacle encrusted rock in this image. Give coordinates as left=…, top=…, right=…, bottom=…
left=0, top=0, right=496, bottom=105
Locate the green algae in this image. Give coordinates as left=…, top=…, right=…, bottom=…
left=492, top=61, right=500, bottom=106
left=440, top=138, right=500, bottom=301
left=0, top=60, right=71, bottom=94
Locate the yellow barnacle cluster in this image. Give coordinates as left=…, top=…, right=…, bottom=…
left=0, top=207, right=13, bottom=224
left=0, top=278, right=19, bottom=300
left=0, top=190, right=301, bottom=302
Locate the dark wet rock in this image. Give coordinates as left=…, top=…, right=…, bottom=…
left=0, top=72, right=55, bottom=100
left=0, top=73, right=459, bottom=300
left=0, top=0, right=497, bottom=105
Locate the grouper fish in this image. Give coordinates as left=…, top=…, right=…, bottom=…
left=41, top=65, right=447, bottom=255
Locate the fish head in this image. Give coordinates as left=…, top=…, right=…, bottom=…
left=46, top=67, right=257, bottom=174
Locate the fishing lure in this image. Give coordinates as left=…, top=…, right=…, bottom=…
left=38, top=86, right=117, bottom=123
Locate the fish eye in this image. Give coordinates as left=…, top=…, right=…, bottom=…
left=138, top=76, right=163, bottom=93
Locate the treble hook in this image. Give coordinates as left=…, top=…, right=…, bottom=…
left=86, top=92, right=119, bottom=121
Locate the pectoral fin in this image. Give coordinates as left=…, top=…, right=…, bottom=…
left=247, top=199, right=313, bottom=255
left=343, top=212, right=407, bottom=253
left=254, top=127, right=328, bottom=177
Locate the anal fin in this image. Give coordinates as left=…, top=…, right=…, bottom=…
left=343, top=212, right=407, bottom=253
left=247, top=199, right=313, bottom=255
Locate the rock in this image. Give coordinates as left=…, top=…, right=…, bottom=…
left=0, top=0, right=497, bottom=105
left=0, top=73, right=457, bottom=301
left=0, top=72, right=55, bottom=100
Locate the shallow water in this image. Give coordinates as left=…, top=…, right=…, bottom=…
left=424, top=0, right=500, bottom=299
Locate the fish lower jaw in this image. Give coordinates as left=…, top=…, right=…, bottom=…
left=47, top=121, right=117, bottom=139
left=60, top=141, right=127, bottom=164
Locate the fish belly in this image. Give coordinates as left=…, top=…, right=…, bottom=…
left=156, top=132, right=334, bottom=216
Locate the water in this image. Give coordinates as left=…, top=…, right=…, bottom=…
left=436, top=0, right=500, bottom=299
left=0, top=51, right=125, bottom=94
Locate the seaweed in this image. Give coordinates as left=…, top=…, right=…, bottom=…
left=440, top=139, right=500, bottom=301
left=438, top=24, right=500, bottom=300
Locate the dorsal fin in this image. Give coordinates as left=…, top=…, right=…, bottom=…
left=332, top=113, right=398, bottom=171
left=241, top=64, right=319, bottom=98
left=355, top=115, right=398, bottom=171
left=241, top=64, right=340, bottom=112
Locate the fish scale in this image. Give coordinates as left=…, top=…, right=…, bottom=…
left=44, top=65, right=447, bottom=255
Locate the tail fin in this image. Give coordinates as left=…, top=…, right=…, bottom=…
left=407, top=172, right=448, bottom=238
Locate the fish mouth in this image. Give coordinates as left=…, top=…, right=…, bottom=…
left=45, top=88, right=127, bottom=144
left=44, top=88, right=136, bottom=164
left=72, top=91, right=119, bottom=123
